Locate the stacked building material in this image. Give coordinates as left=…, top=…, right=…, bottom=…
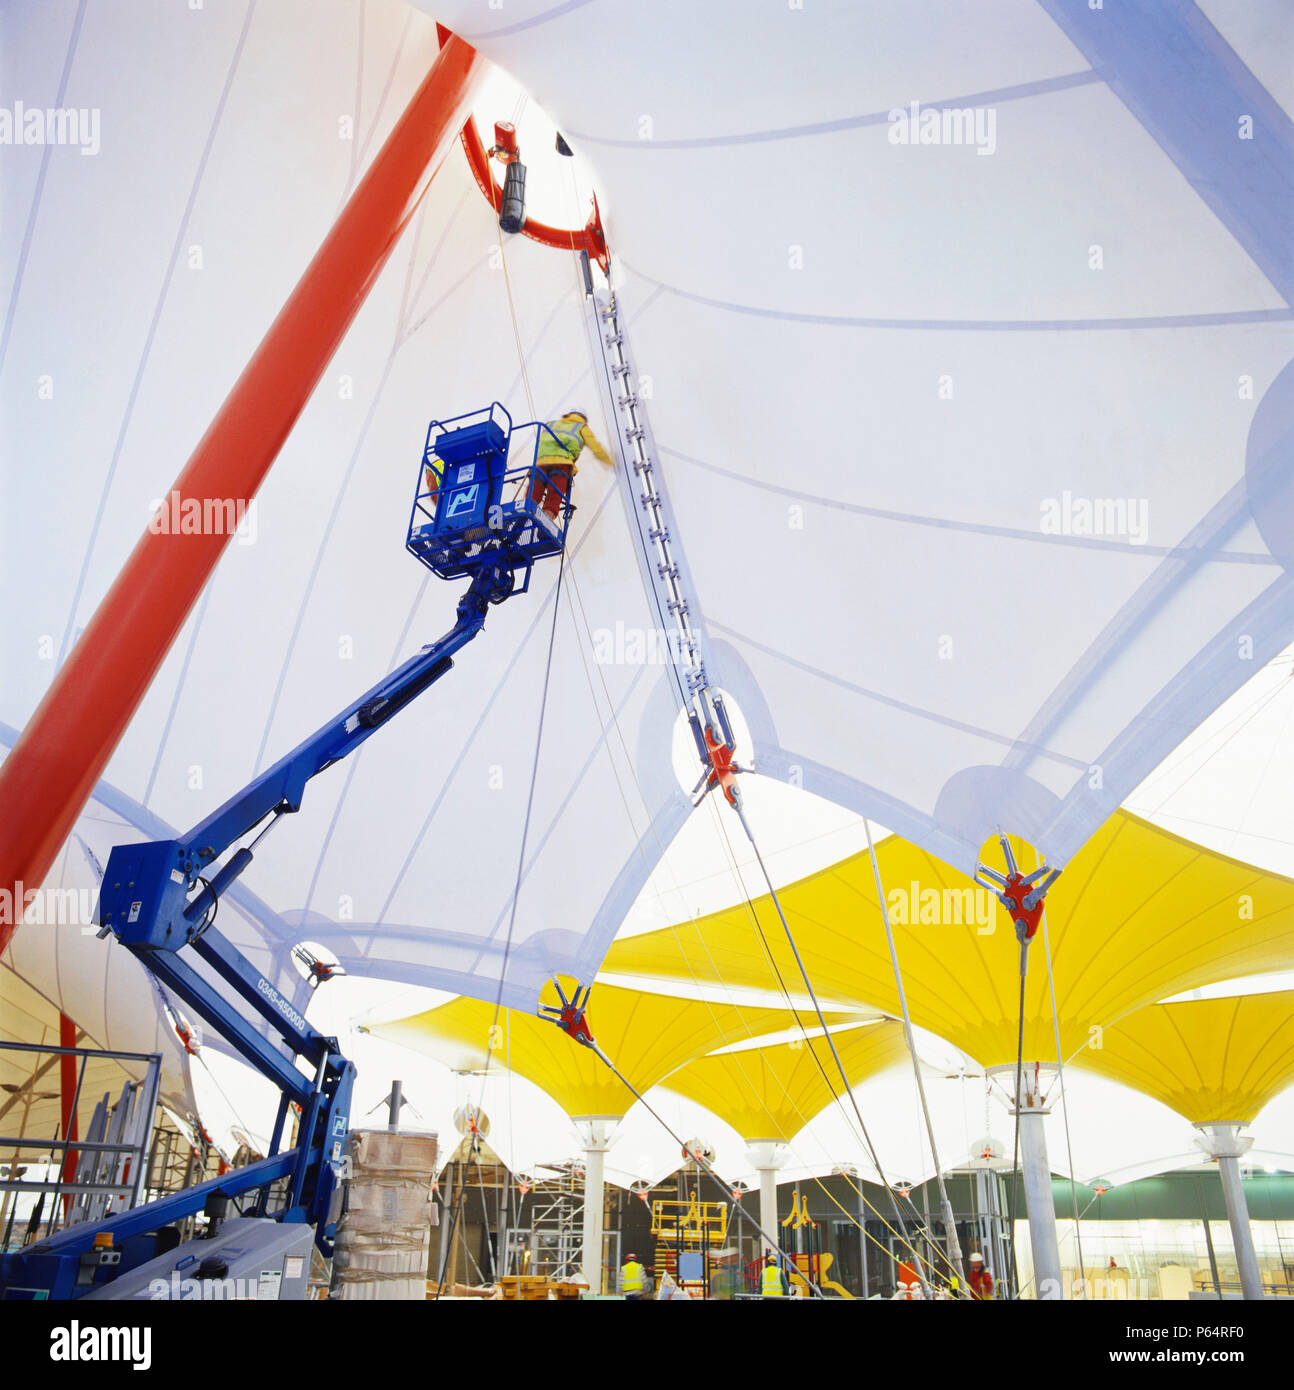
left=331, top=1129, right=439, bottom=1300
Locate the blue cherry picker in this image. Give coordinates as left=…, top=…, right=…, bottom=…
left=0, top=406, right=574, bottom=1300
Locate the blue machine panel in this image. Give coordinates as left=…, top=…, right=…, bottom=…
left=98, top=839, right=191, bottom=950
left=434, top=417, right=507, bottom=466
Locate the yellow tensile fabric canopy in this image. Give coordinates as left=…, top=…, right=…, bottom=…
left=604, top=811, right=1294, bottom=1068
left=1071, top=990, right=1294, bottom=1125
left=661, top=1019, right=910, bottom=1143
left=372, top=980, right=864, bottom=1119
left=0, top=968, right=128, bottom=1143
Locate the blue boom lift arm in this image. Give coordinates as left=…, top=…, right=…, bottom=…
left=0, top=405, right=573, bottom=1299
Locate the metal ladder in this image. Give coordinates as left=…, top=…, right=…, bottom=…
left=67, top=1077, right=155, bottom=1227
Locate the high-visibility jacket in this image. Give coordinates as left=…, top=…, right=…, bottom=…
left=537, top=417, right=587, bottom=471
left=761, top=1263, right=786, bottom=1297
left=622, top=1261, right=646, bottom=1294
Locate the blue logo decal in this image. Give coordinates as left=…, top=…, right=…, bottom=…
left=446, top=485, right=479, bottom=518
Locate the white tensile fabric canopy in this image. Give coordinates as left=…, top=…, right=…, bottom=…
left=2, top=0, right=1292, bottom=1077
left=425, top=0, right=1294, bottom=876
left=2, top=1, right=681, bottom=1034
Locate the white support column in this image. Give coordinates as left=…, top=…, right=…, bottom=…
left=1018, top=1107, right=1062, bottom=1299
left=989, top=1064, right=1062, bottom=1300
left=574, top=1117, right=617, bottom=1294
left=1196, top=1124, right=1264, bottom=1301
left=746, top=1141, right=786, bottom=1254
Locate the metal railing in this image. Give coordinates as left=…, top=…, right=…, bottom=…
left=0, top=1040, right=161, bottom=1248
left=1193, top=1274, right=1293, bottom=1298
left=650, top=1196, right=729, bottom=1244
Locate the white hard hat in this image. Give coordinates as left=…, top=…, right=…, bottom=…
left=970, top=1252, right=984, bottom=1262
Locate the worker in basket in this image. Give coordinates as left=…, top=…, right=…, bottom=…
left=531, top=409, right=614, bottom=519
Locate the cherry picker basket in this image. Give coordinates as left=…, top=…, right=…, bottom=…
left=406, top=401, right=574, bottom=593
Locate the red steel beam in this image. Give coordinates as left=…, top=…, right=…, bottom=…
left=0, top=34, right=486, bottom=952
left=58, top=1014, right=79, bottom=1216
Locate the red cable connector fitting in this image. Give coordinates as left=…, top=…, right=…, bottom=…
left=974, top=834, right=1062, bottom=946
left=704, top=726, right=739, bottom=806
left=555, top=1001, right=594, bottom=1045
left=1000, top=871, right=1046, bottom=943
left=539, top=979, right=596, bottom=1048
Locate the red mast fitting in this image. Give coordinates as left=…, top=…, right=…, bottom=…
left=458, top=113, right=609, bottom=272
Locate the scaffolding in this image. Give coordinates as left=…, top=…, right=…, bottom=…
left=505, top=1163, right=586, bottom=1281
left=651, top=1189, right=730, bottom=1297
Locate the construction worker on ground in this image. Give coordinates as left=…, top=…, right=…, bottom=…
left=620, top=1251, right=648, bottom=1301
left=531, top=409, right=614, bottom=519
left=968, top=1251, right=995, bottom=1300
left=761, top=1250, right=790, bottom=1298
